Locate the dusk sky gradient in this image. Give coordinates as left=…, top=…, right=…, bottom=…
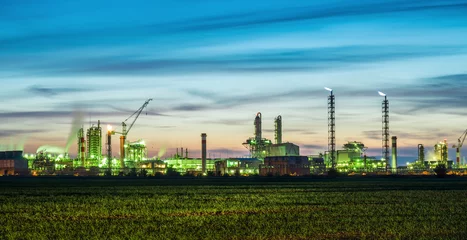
left=1, top=0, right=467, bottom=163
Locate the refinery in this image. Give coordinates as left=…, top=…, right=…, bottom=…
left=1, top=90, right=466, bottom=177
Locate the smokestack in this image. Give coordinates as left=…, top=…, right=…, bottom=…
left=120, top=136, right=125, bottom=168
left=181, top=148, right=184, bottom=158
left=392, top=136, right=397, bottom=173
left=186, top=148, right=188, bottom=159
left=201, top=133, right=207, bottom=174
left=78, top=128, right=86, bottom=167
left=107, top=127, right=112, bottom=169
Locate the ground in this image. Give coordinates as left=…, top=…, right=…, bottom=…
left=1, top=177, right=466, bottom=239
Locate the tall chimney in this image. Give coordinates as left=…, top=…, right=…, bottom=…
left=392, top=136, right=397, bottom=173
left=78, top=128, right=86, bottom=167
left=120, top=136, right=125, bottom=168
left=201, top=133, right=207, bottom=174
left=107, top=129, right=112, bottom=169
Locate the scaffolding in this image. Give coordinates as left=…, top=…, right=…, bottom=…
left=87, top=121, right=102, bottom=166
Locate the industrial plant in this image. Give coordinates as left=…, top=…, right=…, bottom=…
left=1, top=90, right=466, bottom=177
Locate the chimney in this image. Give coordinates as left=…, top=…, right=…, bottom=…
left=201, top=133, right=207, bottom=174
left=392, top=136, right=397, bottom=173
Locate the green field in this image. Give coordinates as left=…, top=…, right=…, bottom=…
left=1, top=177, right=466, bottom=239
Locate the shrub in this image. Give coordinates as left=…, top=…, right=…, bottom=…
left=434, top=164, right=447, bottom=178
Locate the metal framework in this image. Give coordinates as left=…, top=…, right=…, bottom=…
left=454, top=129, right=467, bottom=167
left=243, top=112, right=272, bottom=159
left=382, top=96, right=389, bottom=171
left=328, top=91, right=336, bottom=169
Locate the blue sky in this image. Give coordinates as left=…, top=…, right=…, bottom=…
left=1, top=0, right=467, bottom=163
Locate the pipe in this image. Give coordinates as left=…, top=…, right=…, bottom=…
left=201, top=133, right=207, bottom=174
left=391, top=136, right=397, bottom=173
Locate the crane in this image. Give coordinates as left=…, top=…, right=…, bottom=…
left=109, top=99, right=153, bottom=168
left=453, top=129, right=467, bottom=167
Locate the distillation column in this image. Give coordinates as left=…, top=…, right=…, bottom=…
left=275, top=115, right=282, bottom=144
left=255, top=113, right=262, bottom=142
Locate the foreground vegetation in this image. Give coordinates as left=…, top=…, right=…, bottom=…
left=1, top=177, right=466, bottom=239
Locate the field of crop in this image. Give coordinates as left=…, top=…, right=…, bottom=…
left=1, top=177, right=466, bottom=239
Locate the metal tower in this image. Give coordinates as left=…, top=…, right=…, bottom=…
left=326, top=88, right=336, bottom=170
left=381, top=93, right=389, bottom=171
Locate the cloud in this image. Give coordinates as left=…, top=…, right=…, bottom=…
left=8, top=44, right=465, bottom=77
left=28, top=85, right=95, bottom=97
left=171, top=1, right=467, bottom=33
left=0, top=129, right=48, bottom=137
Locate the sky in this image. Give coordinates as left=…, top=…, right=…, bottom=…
left=1, top=0, right=467, bottom=164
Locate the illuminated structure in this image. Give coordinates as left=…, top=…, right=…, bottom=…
left=86, top=120, right=102, bottom=166
left=434, top=140, right=448, bottom=163
left=126, top=140, right=147, bottom=164
left=243, top=112, right=273, bottom=159
left=268, top=143, right=299, bottom=156
left=379, top=91, right=390, bottom=171
left=418, top=144, right=425, bottom=164
left=325, top=87, right=336, bottom=170
left=77, top=128, right=86, bottom=167
left=336, top=141, right=366, bottom=170
left=106, top=125, right=112, bottom=168
left=118, top=99, right=153, bottom=168
left=215, top=158, right=261, bottom=176
left=453, top=129, right=467, bottom=167
left=392, top=136, right=398, bottom=172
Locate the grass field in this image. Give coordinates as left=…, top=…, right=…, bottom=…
left=1, top=177, right=466, bottom=239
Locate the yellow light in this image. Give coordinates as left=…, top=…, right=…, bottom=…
left=107, top=125, right=112, bottom=132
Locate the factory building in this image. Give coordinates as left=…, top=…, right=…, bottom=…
left=260, top=156, right=310, bottom=176
left=0, top=151, right=28, bottom=176
left=138, top=159, right=167, bottom=175
left=268, top=143, right=300, bottom=157
left=309, top=155, right=326, bottom=174
left=163, top=157, right=218, bottom=174
left=215, top=158, right=261, bottom=176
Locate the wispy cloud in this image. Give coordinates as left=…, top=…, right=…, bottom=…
left=28, top=85, right=95, bottom=97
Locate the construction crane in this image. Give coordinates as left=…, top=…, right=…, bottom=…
left=453, top=129, right=467, bottom=167
left=109, top=99, right=153, bottom=168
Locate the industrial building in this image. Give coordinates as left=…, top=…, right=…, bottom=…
left=0, top=151, right=28, bottom=176
left=260, top=156, right=310, bottom=176
left=243, top=113, right=301, bottom=159
left=215, top=158, right=261, bottom=176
